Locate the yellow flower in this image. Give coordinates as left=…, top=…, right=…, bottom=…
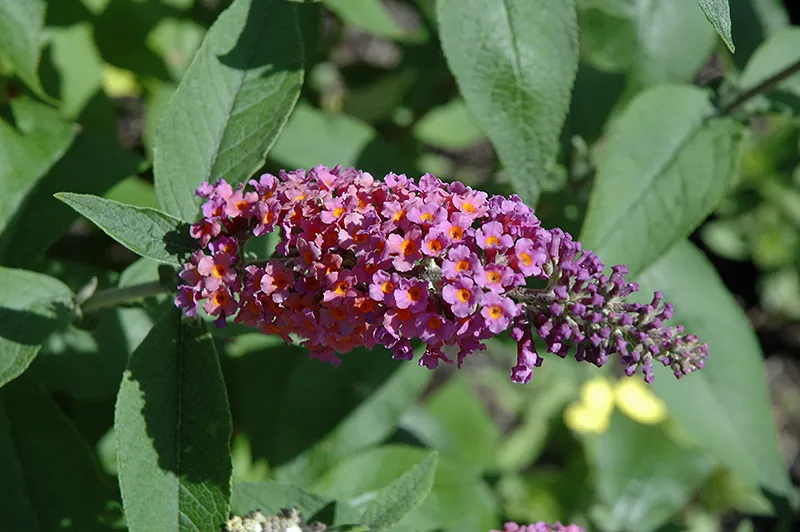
left=564, top=376, right=668, bottom=434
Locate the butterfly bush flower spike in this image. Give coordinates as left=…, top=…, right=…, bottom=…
left=175, top=166, right=708, bottom=383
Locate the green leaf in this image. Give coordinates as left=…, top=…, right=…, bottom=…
left=115, top=309, right=233, bottom=532
left=232, top=481, right=362, bottom=524
left=360, top=452, right=438, bottom=531
left=739, top=27, right=800, bottom=99
left=42, top=22, right=105, bottom=119
left=0, top=375, right=121, bottom=530
left=55, top=193, right=196, bottom=265
left=729, top=0, right=789, bottom=68
left=323, top=0, right=427, bottom=43
left=0, top=0, right=46, bottom=93
left=1, top=133, right=142, bottom=268
left=412, top=99, right=485, bottom=151
left=154, top=0, right=305, bottom=222
left=313, top=445, right=497, bottom=531
left=586, top=410, right=713, bottom=532
left=637, top=241, right=792, bottom=502
left=0, top=98, right=76, bottom=260
left=580, top=85, right=741, bottom=277
left=0, top=267, right=74, bottom=389
left=625, top=0, right=716, bottom=94
left=270, top=101, right=415, bottom=177
left=437, top=0, right=579, bottom=206
left=273, top=355, right=432, bottom=486
left=698, top=0, right=735, bottom=53
left=422, top=376, right=500, bottom=470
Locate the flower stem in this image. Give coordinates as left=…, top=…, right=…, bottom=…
left=80, top=282, right=172, bottom=314
left=719, top=57, right=800, bottom=114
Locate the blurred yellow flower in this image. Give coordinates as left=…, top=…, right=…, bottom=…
left=102, top=64, right=140, bottom=98
left=614, top=377, right=668, bottom=425
left=564, top=376, right=668, bottom=434
left=563, top=377, right=614, bottom=434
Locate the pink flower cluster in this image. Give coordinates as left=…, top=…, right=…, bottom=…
left=175, top=166, right=708, bottom=383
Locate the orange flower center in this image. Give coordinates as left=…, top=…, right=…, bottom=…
left=365, top=263, right=378, bottom=274
left=462, top=202, right=476, bottom=213
left=334, top=281, right=349, bottom=295
left=396, top=308, right=412, bottom=321
left=427, top=317, right=443, bottom=330
left=457, top=288, right=472, bottom=303
left=486, top=271, right=501, bottom=284
left=381, top=281, right=395, bottom=294
left=420, top=212, right=434, bottom=223
left=235, top=201, right=248, bottom=211
left=273, top=276, right=287, bottom=290
left=212, top=264, right=227, bottom=278
left=519, top=252, right=532, bottom=266
left=427, top=239, right=443, bottom=253
left=486, top=236, right=500, bottom=247
left=213, top=292, right=227, bottom=305
left=449, top=226, right=464, bottom=240
left=333, top=207, right=345, bottom=218
left=223, top=243, right=236, bottom=254
left=393, top=210, right=406, bottom=222
left=456, top=260, right=471, bottom=272
left=263, top=211, right=275, bottom=225
left=488, top=305, right=503, bottom=319
left=357, top=299, right=374, bottom=313
left=354, top=232, right=368, bottom=244
left=401, top=238, right=417, bottom=255
left=407, top=286, right=424, bottom=302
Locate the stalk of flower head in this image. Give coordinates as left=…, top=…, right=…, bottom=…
left=175, top=165, right=707, bottom=383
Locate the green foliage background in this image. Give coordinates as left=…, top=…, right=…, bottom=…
left=0, top=0, right=798, bottom=530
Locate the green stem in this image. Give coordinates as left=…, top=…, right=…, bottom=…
left=719, top=57, right=800, bottom=115
left=80, top=282, right=172, bottom=314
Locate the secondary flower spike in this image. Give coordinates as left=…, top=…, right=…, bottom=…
left=175, top=166, right=708, bottom=383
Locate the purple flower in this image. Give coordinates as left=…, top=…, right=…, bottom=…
left=442, top=277, right=480, bottom=318
left=480, top=293, right=520, bottom=333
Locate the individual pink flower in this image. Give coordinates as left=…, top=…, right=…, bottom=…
left=441, top=245, right=480, bottom=280
left=421, top=230, right=449, bottom=257
left=369, top=271, right=400, bottom=307
left=476, top=221, right=513, bottom=251
left=475, top=263, right=517, bottom=293
left=387, top=228, right=423, bottom=271
left=394, top=278, right=429, bottom=312
left=260, top=261, right=294, bottom=303
left=442, top=277, right=480, bottom=318
left=481, top=294, right=520, bottom=333
left=513, top=238, right=546, bottom=276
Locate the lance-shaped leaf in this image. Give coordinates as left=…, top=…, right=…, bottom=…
left=359, top=452, right=438, bottom=531
left=0, top=267, right=74, bottom=389
left=437, top=0, right=579, bottom=206
left=580, top=85, right=741, bottom=277
left=115, top=309, right=233, bottom=532
left=698, top=0, right=735, bottom=53
left=0, top=375, right=121, bottom=530
left=55, top=193, right=195, bottom=265
left=154, top=0, right=305, bottom=222
left=0, top=98, right=75, bottom=261
left=637, top=241, right=791, bottom=503
left=0, top=0, right=46, bottom=93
